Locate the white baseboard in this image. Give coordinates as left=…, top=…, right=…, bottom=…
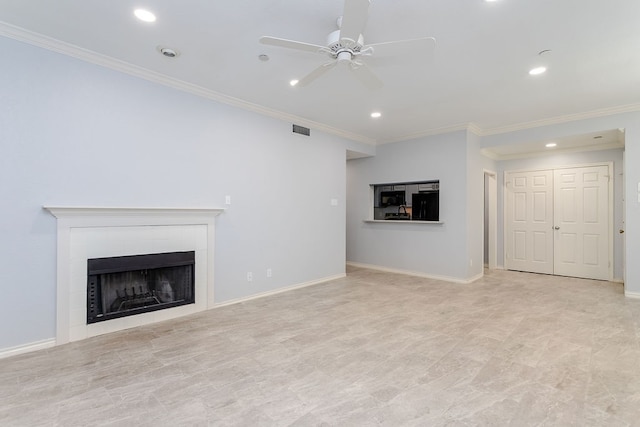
left=0, top=274, right=346, bottom=359
left=0, top=338, right=56, bottom=360
left=347, top=262, right=480, bottom=284
left=467, top=272, right=484, bottom=283
left=624, top=290, right=640, bottom=299
left=213, top=273, right=346, bottom=308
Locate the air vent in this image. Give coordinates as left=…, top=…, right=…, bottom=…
left=293, top=124, right=310, bottom=136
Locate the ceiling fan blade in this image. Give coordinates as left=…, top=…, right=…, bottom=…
left=298, top=61, right=338, bottom=87
left=349, top=62, right=383, bottom=90
left=367, top=37, right=436, bottom=58
left=339, top=0, right=370, bottom=45
left=259, top=36, right=325, bottom=54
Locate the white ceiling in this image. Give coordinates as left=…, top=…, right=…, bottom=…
left=1, top=0, right=639, bottom=146
left=481, top=128, right=625, bottom=160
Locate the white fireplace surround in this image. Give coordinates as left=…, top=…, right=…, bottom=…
left=44, top=206, right=224, bottom=345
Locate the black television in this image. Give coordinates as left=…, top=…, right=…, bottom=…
left=380, top=190, right=406, bottom=207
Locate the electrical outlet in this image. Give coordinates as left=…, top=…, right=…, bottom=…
left=469, top=259, right=473, bottom=267
left=247, top=272, right=253, bottom=282
left=267, top=268, right=272, bottom=278
left=330, top=198, right=338, bottom=206
left=225, top=195, right=231, bottom=205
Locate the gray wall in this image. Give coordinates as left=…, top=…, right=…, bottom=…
left=347, top=116, right=638, bottom=289
left=0, top=36, right=349, bottom=350
left=346, top=131, right=474, bottom=281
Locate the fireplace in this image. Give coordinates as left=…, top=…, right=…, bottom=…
left=44, top=206, right=223, bottom=345
left=87, top=251, right=195, bottom=323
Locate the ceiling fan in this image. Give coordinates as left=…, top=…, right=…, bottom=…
left=259, top=0, right=436, bottom=89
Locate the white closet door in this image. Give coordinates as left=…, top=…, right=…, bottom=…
left=553, top=166, right=609, bottom=280
left=505, top=170, right=554, bottom=274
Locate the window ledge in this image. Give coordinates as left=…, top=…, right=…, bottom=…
left=363, top=220, right=444, bottom=224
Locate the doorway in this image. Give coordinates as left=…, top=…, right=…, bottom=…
left=505, top=163, right=612, bottom=280
left=484, top=170, right=497, bottom=269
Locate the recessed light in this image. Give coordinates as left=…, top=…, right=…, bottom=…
left=545, top=142, right=557, bottom=148
left=289, top=80, right=299, bottom=87
left=370, top=112, right=382, bottom=118
left=529, top=66, right=547, bottom=76
left=157, top=46, right=179, bottom=58
left=134, top=9, right=156, bottom=23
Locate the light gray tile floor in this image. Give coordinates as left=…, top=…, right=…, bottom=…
left=2, top=266, right=640, bottom=426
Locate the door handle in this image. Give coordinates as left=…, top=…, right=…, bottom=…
left=554, top=226, right=560, bottom=230
left=620, top=229, right=625, bottom=234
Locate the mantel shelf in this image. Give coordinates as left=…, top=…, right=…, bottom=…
left=44, top=206, right=225, bottom=219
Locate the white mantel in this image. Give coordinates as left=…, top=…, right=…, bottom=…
left=45, top=206, right=224, bottom=345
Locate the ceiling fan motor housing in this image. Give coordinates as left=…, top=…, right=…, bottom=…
left=327, top=29, right=364, bottom=60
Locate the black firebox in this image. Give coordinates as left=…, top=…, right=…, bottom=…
left=87, top=251, right=195, bottom=324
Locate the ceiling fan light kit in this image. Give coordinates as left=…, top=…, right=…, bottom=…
left=259, top=0, right=435, bottom=89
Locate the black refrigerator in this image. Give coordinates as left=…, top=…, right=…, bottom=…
left=412, top=192, right=439, bottom=221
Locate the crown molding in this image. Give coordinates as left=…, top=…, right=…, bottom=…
left=377, top=123, right=471, bottom=145
left=0, top=22, right=376, bottom=146
left=481, top=141, right=624, bottom=161
left=377, top=104, right=640, bottom=145
left=3, top=21, right=639, bottom=147
left=477, top=103, right=640, bottom=136
left=466, top=123, right=484, bottom=136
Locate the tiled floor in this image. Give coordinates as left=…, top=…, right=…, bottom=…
left=2, top=266, right=640, bottom=426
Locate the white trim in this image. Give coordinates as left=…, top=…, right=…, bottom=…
left=481, top=142, right=624, bottom=161
left=467, top=123, right=484, bottom=136
left=0, top=22, right=374, bottom=146
left=476, top=104, right=640, bottom=136
left=606, top=161, right=615, bottom=282
left=3, top=21, right=639, bottom=146
left=504, top=161, right=617, bottom=175
left=502, top=171, right=508, bottom=270
left=612, top=278, right=624, bottom=284
left=347, top=262, right=479, bottom=284
left=0, top=273, right=345, bottom=359
left=44, top=206, right=224, bottom=345
left=502, top=162, right=614, bottom=281
left=44, top=206, right=225, bottom=221
left=377, top=124, right=470, bottom=145
left=0, top=339, right=56, bottom=360
left=213, top=274, right=346, bottom=308
left=624, top=290, right=640, bottom=299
